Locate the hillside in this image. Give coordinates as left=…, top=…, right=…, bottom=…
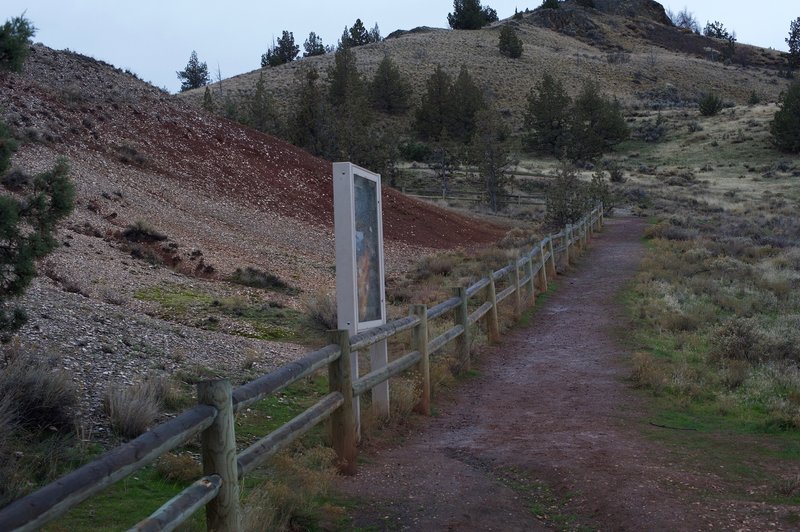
left=0, top=44, right=508, bottom=420
left=179, top=0, right=789, bottom=128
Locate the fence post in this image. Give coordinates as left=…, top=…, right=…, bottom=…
left=453, top=286, right=470, bottom=372
left=411, top=305, right=430, bottom=416
left=329, top=330, right=357, bottom=475
left=600, top=202, right=605, bottom=228
left=547, top=237, right=556, bottom=279
left=485, top=273, right=500, bottom=344
left=197, top=379, right=241, bottom=532
left=512, top=255, right=522, bottom=316
left=564, top=225, right=571, bottom=268
left=525, top=251, right=535, bottom=305
left=538, top=242, right=549, bottom=294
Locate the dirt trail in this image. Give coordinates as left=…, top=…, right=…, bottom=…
left=336, top=217, right=771, bottom=531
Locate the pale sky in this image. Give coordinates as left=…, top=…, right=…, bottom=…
left=2, top=1, right=796, bottom=93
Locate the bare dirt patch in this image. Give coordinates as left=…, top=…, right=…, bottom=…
left=336, top=217, right=793, bottom=531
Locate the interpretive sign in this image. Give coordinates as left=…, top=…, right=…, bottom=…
left=333, top=162, right=389, bottom=430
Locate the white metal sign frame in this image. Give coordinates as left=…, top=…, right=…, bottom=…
left=333, top=162, right=389, bottom=432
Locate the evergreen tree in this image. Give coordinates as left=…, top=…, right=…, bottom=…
left=469, top=108, right=514, bottom=213
left=541, top=0, right=560, bottom=9
left=369, top=24, right=382, bottom=44
left=326, top=46, right=374, bottom=163
left=523, top=73, right=571, bottom=155
left=448, top=0, right=499, bottom=30
left=303, top=32, right=326, bottom=57
left=327, top=45, right=365, bottom=108
left=370, top=56, right=411, bottom=114
left=202, top=86, right=215, bottom=112
left=787, top=17, right=800, bottom=70
left=288, top=67, right=329, bottom=155
left=448, top=66, right=485, bottom=143
left=498, top=26, right=523, bottom=58
left=349, top=19, right=371, bottom=46
left=415, top=65, right=454, bottom=141
left=340, top=19, right=379, bottom=48
left=261, top=31, right=300, bottom=67
left=246, top=72, right=279, bottom=134
left=545, top=162, right=588, bottom=227
left=771, top=81, right=800, bottom=153
left=0, top=139, right=74, bottom=338
left=0, top=14, right=35, bottom=72
left=568, top=82, right=628, bottom=160
left=0, top=119, right=16, bottom=175
left=177, top=50, right=210, bottom=92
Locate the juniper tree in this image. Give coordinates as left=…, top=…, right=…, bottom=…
left=0, top=129, right=74, bottom=338
left=288, top=67, right=329, bottom=155
left=303, top=32, right=326, bottom=57
left=0, top=14, right=35, bottom=72
left=246, top=72, right=279, bottom=134
left=326, top=46, right=374, bottom=163
left=787, top=17, right=800, bottom=70
left=415, top=65, right=454, bottom=141
left=498, top=26, right=523, bottom=58
left=370, top=56, right=411, bottom=114
left=448, top=0, right=498, bottom=30
left=469, top=108, right=514, bottom=213
left=202, top=86, right=215, bottom=112
left=523, top=73, right=572, bottom=155
left=771, top=81, right=800, bottom=153
left=448, top=66, right=485, bottom=143
left=341, top=19, right=379, bottom=48
left=261, top=31, right=299, bottom=67
left=568, top=82, right=628, bottom=161
left=177, top=51, right=210, bottom=91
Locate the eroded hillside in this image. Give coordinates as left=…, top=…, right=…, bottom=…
left=0, top=44, right=508, bottom=420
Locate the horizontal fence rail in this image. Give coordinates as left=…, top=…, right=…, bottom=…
left=0, top=205, right=605, bottom=532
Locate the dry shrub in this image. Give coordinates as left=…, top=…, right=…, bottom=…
left=475, top=247, right=514, bottom=273
left=155, top=452, right=202, bottom=484
left=711, top=316, right=800, bottom=364
left=414, top=253, right=459, bottom=280
left=303, top=290, right=337, bottom=331
left=710, top=317, right=762, bottom=363
left=0, top=352, right=77, bottom=431
left=104, top=375, right=172, bottom=438
left=242, top=447, right=337, bottom=531
left=389, top=377, right=420, bottom=420
left=720, top=360, right=751, bottom=389
left=498, top=227, right=539, bottom=250
left=631, top=352, right=666, bottom=394
left=430, top=354, right=458, bottom=393
left=644, top=222, right=697, bottom=241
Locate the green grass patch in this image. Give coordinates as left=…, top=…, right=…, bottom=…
left=45, top=467, right=205, bottom=531
left=46, top=374, right=331, bottom=531
left=135, top=284, right=309, bottom=342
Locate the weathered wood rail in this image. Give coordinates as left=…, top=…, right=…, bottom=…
left=0, top=206, right=605, bottom=532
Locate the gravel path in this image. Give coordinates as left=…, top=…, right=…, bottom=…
left=336, top=217, right=785, bottom=531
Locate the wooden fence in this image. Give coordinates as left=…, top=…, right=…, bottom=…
left=0, top=206, right=604, bottom=532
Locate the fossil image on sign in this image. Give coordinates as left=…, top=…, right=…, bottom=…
left=354, top=173, right=381, bottom=323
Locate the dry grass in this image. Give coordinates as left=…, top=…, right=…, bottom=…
left=241, top=446, right=337, bottom=531
left=0, top=349, right=77, bottom=431
left=625, top=100, right=800, bottom=427
left=154, top=452, right=202, bottom=484
left=303, top=290, right=338, bottom=331
left=103, top=375, right=175, bottom=438
left=180, top=14, right=787, bottom=134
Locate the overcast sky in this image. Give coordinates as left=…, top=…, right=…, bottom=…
left=3, top=1, right=796, bottom=93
